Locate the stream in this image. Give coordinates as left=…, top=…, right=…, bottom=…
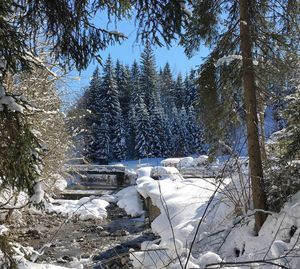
left=13, top=200, right=157, bottom=268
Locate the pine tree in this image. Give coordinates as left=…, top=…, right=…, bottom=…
left=185, top=70, right=198, bottom=108
left=265, top=72, right=300, bottom=211
left=112, top=113, right=127, bottom=161
left=127, top=106, right=137, bottom=159
left=181, top=0, right=299, bottom=231
left=160, top=63, right=175, bottom=114
left=168, top=104, right=181, bottom=157
left=125, top=61, right=141, bottom=159
left=187, top=106, right=205, bottom=154
left=119, top=65, right=131, bottom=121
left=130, top=60, right=141, bottom=105
left=101, top=56, right=127, bottom=161
left=177, top=106, right=190, bottom=156
left=93, top=110, right=109, bottom=164
left=140, top=41, right=158, bottom=109
left=115, top=60, right=123, bottom=87
left=84, top=67, right=103, bottom=162
left=149, top=95, right=168, bottom=157
left=174, top=73, right=185, bottom=109
left=135, top=97, right=151, bottom=159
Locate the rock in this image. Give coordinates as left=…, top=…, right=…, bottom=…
left=100, top=231, right=110, bottom=237
left=96, top=226, right=104, bottom=232
left=112, top=229, right=130, bottom=237
left=56, top=258, right=67, bottom=264
left=121, top=256, right=129, bottom=265
left=81, top=253, right=90, bottom=259
left=25, top=229, right=41, bottom=239
left=77, top=237, right=84, bottom=242
left=62, top=255, right=73, bottom=262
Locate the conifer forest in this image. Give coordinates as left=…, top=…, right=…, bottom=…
left=68, top=44, right=205, bottom=163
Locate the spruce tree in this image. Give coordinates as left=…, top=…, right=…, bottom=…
left=84, top=67, right=103, bottom=162
left=101, top=56, right=127, bottom=161
left=135, top=97, right=151, bottom=159
left=174, top=73, right=185, bottom=109
left=177, top=106, right=190, bottom=156
left=126, top=61, right=141, bottom=159
left=187, top=106, right=205, bottom=154
left=96, top=113, right=110, bottom=164
left=182, top=0, right=299, bottom=232
left=119, top=65, right=131, bottom=123
left=185, top=70, right=198, bottom=108
left=168, top=104, right=181, bottom=157
left=130, top=60, right=141, bottom=105
left=149, top=95, right=168, bottom=157
left=160, top=63, right=175, bottom=114
left=140, top=41, right=158, bottom=109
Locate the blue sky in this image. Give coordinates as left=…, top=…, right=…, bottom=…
left=62, top=19, right=209, bottom=106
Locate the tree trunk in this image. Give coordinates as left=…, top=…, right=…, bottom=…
left=239, top=0, right=268, bottom=234
left=258, top=95, right=267, bottom=162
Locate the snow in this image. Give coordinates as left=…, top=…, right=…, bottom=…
left=215, top=55, right=243, bottom=67
left=0, top=85, right=25, bottom=113
left=197, top=251, right=222, bottom=268
left=0, top=241, right=75, bottom=269
left=137, top=167, right=152, bottom=177
left=30, top=181, right=45, bottom=204
left=150, top=166, right=183, bottom=181
left=160, top=158, right=183, bottom=167
left=192, top=155, right=209, bottom=166
left=0, top=190, right=28, bottom=222
left=177, top=157, right=194, bottom=169
left=18, top=259, right=72, bottom=269
left=115, top=186, right=144, bottom=217
left=54, top=178, right=68, bottom=192
left=130, top=160, right=300, bottom=268
left=0, top=84, right=5, bottom=98
left=0, top=95, right=24, bottom=113
left=215, top=54, right=259, bottom=68
left=0, top=225, right=9, bottom=235
left=100, top=194, right=118, bottom=203
left=132, top=166, right=231, bottom=268
left=111, top=158, right=165, bottom=170
left=45, top=197, right=109, bottom=221
left=1, top=153, right=299, bottom=268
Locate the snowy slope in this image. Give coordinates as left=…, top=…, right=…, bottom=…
left=128, top=166, right=300, bottom=269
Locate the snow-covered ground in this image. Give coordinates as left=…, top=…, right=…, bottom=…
left=2, top=157, right=299, bottom=269
left=115, top=186, right=144, bottom=217
left=110, top=157, right=165, bottom=170
left=116, top=165, right=300, bottom=269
